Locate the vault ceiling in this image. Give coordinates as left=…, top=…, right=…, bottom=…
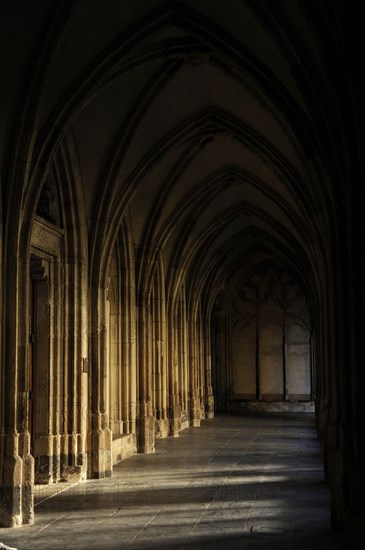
left=1, top=0, right=349, bottom=307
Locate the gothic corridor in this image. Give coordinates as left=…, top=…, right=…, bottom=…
left=0, top=1, right=364, bottom=548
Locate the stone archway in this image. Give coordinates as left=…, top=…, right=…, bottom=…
left=213, top=265, right=313, bottom=411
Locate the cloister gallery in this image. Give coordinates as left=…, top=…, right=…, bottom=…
left=0, top=0, right=364, bottom=544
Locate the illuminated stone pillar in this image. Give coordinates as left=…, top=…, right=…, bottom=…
left=167, top=311, right=181, bottom=436
left=137, top=291, right=155, bottom=453
left=89, top=287, right=112, bottom=478
left=189, top=317, right=201, bottom=428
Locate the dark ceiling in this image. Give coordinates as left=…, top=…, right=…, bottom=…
left=0, top=0, right=362, bottom=312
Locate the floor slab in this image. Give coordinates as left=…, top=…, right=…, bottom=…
left=0, top=413, right=344, bottom=549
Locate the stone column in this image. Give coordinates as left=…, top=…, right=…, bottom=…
left=188, top=317, right=201, bottom=427
left=1, top=259, right=34, bottom=527
left=137, top=291, right=155, bottom=453
left=89, top=287, right=112, bottom=478
left=168, top=312, right=181, bottom=436
left=153, top=277, right=169, bottom=439
left=203, top=328, right=214, bottom=419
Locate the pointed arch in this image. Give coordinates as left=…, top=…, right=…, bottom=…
left=1, top=128, right=88, bottom=525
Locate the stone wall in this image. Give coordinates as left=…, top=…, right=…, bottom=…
left=214, top=266, right=313, bottom=407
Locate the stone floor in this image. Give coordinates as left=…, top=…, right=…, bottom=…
left=1, top=413, right=345, bottom=549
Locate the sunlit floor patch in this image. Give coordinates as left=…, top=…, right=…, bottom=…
left=0, top=413, right=344, bottom=550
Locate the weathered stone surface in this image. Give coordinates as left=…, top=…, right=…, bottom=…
left=112, top=433, right=137, bottom=464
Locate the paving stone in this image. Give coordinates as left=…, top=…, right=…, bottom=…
left=0, top=413, right=344, bottom=550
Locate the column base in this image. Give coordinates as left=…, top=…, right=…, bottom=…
left=88, top=427, right=112, bottom=479
left=190, top=398, right=201, bottom=427
left=206, top=394, right=215, bottom=418
left=155, top=418, right=170, bottom=439
left=138, top=415, right=155, bottom=453
left=0, top=434, right=34, bottom=527
left=169, top=404, right=182, bottom=436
